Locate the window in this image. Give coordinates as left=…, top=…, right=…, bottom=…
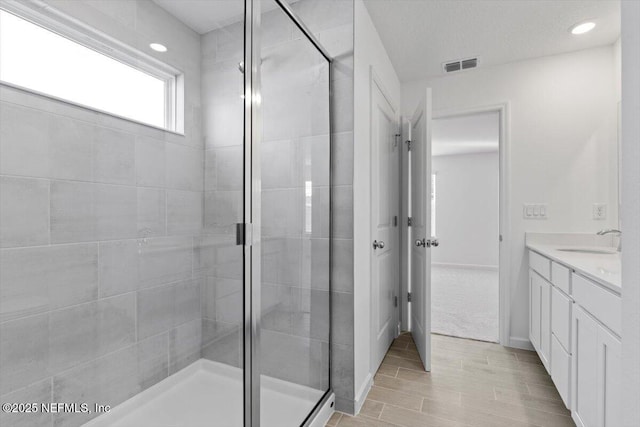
left=0, top=7, right=181, bottom=131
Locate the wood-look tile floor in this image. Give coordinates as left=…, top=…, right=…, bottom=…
left=326, top=333, right=575, bottom=427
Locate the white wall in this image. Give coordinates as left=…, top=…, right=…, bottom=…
left=402, top=46, right=619, bottom=347
left=353, top=0, right=401, bottom=412
left=621, top=1, right=640, bottom=425
left=432, top=152, right=499, bottom=266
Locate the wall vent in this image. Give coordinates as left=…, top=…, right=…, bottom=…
left=444, top=62, right=461, bottom=73
left=443, top=57, right=479, bottom=73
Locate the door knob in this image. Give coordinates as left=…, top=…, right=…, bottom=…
left=373, top=240, right=385, bottom=250
left=431, top=238, right=439, bottom=247
left=416, top=238, right=435, bottom=248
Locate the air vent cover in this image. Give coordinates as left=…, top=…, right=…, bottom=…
left=461, top=58, right=478, bottom=69
left=444, top=62, right=461, bottom=73
left=443, top=57, right=479, bottom=73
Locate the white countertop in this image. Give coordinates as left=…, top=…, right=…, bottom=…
left=526, top=243, right=621, bottom=293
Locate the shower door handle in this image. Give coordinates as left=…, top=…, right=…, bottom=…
left=236, top=223, right=253, bottom=246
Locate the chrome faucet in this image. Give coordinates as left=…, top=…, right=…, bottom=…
left=597, top=229, right=622, bottom=252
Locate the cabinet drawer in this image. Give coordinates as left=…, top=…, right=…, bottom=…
left=551, top=286, right=572, bottom=352
left=529, top=251, right=551, bottom=280
left=551, top=262, right=571, bottom=294
left=572, top=273, right=621, bottom=336
left=551, top=334, right=571, bottom=409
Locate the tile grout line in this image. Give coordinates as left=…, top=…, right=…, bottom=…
left=371, top=400, right=476, bottom=427
left=0, top=275, right=195, bottom=327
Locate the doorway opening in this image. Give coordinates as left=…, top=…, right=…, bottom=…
left=431, top=111, right=501, bottom=342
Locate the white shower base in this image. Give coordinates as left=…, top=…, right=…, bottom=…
left=432, top=263, right=499, bottom=343
left=84, top=359, right=325, bottom=427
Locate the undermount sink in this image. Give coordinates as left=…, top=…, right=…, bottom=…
left=557, top=248, right=618, bottom=255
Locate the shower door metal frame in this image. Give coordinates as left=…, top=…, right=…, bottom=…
left=243, top=0, right=334, bottom=425
left=243, top=0, right=262, bottom=426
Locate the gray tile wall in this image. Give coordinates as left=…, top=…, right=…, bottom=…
left=0, top=2, right=204, bottom=426
left=199, top=12, right=245, bottom=372
left=1, top=3, right=357, bottom=427
left=259, top=0, right=333, bottom=394
left=291, top=0, right=355, bottom=413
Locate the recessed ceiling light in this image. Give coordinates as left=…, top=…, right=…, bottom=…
left=570, top=22, right=596, bottom=35
left=149, top=43, right=167, bottom=52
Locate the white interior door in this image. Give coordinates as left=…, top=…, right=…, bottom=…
left=410, top=88, right=432, bottom=371
left=371, top=78, right=399, bottom=372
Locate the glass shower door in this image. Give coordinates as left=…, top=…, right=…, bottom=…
left=200, top=1, right=248, bottom=426
left=258, top=1, right=332, bottom=425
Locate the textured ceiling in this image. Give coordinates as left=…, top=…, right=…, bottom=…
left=433, top=112, right=499, bottom=157
left=363, top=0, right=620, bottom=82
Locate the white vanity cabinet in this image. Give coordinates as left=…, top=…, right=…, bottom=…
left=572, top=305, right=599, bottom=426
left=572, top=305, right=622, bottom=427
left=528, top=249, right=621, bottom=426
left=571, top=274, right=622, bottom=427
left=551, top=284, right=572, bottom=406
left=529, top=270, right=551, bottom=370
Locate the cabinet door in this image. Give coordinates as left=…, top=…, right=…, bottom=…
left=597, top=326, right=621, bottom=427
left=572, top=305, right=599, bottom=427
left=530, top=271, right=540, bottom=350
left=540, top=278, right=551, bottom=371
left=551, top=333, right=571, bottom=409
left=551, top=286, right=572, bottom=352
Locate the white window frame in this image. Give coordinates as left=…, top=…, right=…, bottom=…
left=0, top=0, right=184, bottom=133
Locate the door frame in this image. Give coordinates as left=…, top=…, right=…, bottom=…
left=369, top=68, right=401, bottom=374
left=401, top=102, right=511, bottom=347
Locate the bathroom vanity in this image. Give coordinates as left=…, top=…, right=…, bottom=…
left=526, top=234, right=621, bottom=427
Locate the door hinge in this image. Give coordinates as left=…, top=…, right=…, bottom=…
left=236, top=223, right=253, bottom=246
left=406, top=140, right=412, bottom=151
left=408, top=217, right=413, bottom=227
left=393, top=133, right=401, bottom=149
left=393, top=216, right=398, bottom=227
left=499, top=234, right=503, bottom=242
left=407, top=292, right=412, bottom=302
left=394, top=296, right=398, bottom=307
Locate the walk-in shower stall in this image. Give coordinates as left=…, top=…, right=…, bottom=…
left=0, top=0, right=332, bottom=426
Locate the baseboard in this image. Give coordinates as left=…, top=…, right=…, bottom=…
left=508, top=336, right=534, bottom=351
left=353, top=373, right=373, bottom=415
left=432, top=262, right=499, bottom=271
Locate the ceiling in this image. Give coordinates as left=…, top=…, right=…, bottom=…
left=152, top=0, right=296, bottom=34
left=432, top=112, right=499, bottom=157
left=363, top=0, right=620, bottom=82
left=152, top=0, right=244, bottom=33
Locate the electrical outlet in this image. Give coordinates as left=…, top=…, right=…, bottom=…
left=523, top=204, right=548, bottom=219
left=593, top=203, right=607, bottom=220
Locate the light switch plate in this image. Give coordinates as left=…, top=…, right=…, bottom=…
left=593, top=203, right=607, bottom=220
left=523, top=204, right=548, bottom=219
